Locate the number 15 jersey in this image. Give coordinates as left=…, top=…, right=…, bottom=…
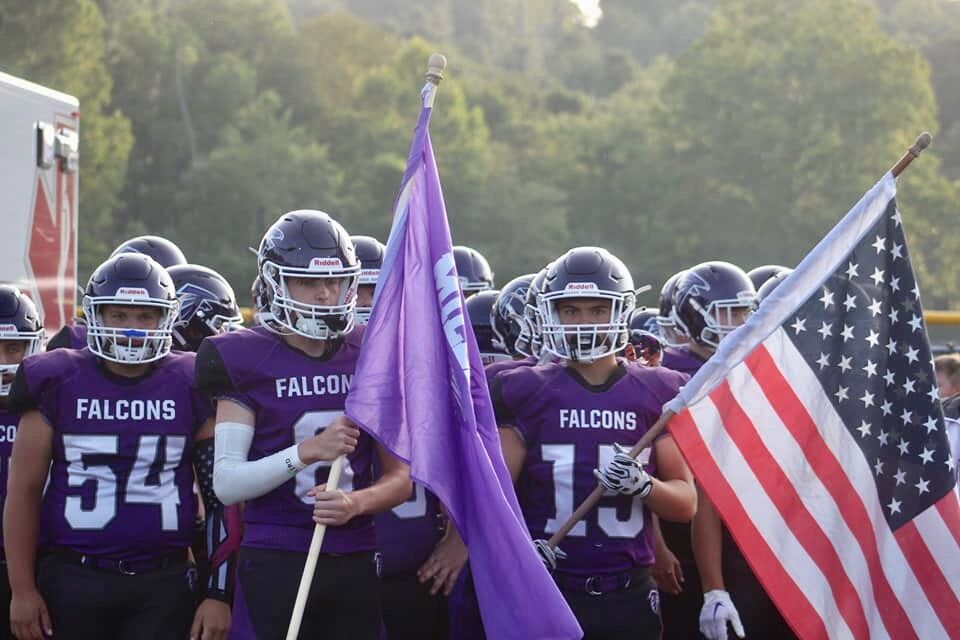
left=493, top=361, right=687, bottom=577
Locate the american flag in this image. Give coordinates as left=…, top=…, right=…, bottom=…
left=667, top=173, right=960, bottom=639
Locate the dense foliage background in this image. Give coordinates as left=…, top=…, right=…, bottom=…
left=2, top=0, right=958, bottom=306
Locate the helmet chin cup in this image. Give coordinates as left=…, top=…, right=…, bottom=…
left=110, top=342, right=154, bottom=363
left=294, top=316, right=331, bottom=339
left=0, top=364, right=17, bottom=396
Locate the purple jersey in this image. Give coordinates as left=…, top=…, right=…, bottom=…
left=484, top=355, right=537, bottom=388
left=46, top=323, right=88, bottom=351
left=0, top=406, right=16, bottom=550
left=660, top=346, right=706, bottom=376
left=659, top=346, right=707, bottom=567
left=198, top=326, right=376, bottom=554
left=494, top=362, right=687, bottom=577
left=374, top=482, right=443, bottom=576
left=12, top=348, right=209, bottom=561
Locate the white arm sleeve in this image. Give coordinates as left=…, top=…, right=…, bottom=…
left=213, top=421, right=307, bottom=505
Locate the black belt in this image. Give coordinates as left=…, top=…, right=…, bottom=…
left=51, top=549, right=188, bottom=576
left=554, top=567, right=651, bottom=596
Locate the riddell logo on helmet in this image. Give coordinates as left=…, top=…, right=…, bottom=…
left=565, top=282, right=598, bottom=291
left=309, top=257, right=343, bottom=270
left=0, top=324, right=17, bottom=334
left=116, top=287, right=149, bottom=298
left=360, top=269, right=379, bottom=277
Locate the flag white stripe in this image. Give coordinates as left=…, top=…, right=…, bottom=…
left=912, top=505, right=960, bottom=604
left=688, top=398, right=855, bottom=640
left=760, top=330, right=948, bottom=638
left=724, top=360, right=889, bottom=640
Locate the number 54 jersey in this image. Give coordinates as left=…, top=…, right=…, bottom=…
left=12, top=348, right=212, bottom=561
left=196, top=326, right=375, bottom=554
left=492, top=361, right=688, bottom=576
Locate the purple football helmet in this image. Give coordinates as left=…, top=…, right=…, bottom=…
left=0, top=285, right=44, bottom=395
left=111, top=235, right=187, bottom=269
left=83, top=254, right=179, bottom=364
left=167, top=264, right=243, bottom=352
left=466, top=289, right=510, bottom=365
left=453, top=245, right=494, bottom=295
left=491, top=274, right=534, bottom=357
left=257, top=210, right=359, bottom=340
left=539, top=247, right=636, bottom=363
left=351, top=235, right=385, bottom=325
left=672, top=261, right=755, bottom=349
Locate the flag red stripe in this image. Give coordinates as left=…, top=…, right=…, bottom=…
left=935, top=493, right=960, bottom=549
left=708, top=381, right=872, bottom=639
left=894, top=521, right=960, bottom=636
left=669, top=410, right=830, bottom=640
left=744, top=346, right=916, bottom=638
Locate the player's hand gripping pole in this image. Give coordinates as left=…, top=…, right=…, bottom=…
left=546, top=410, right=675, bottom=550
left=285, top=52, right=447, bottom=640
left=286, top=455, right=345, bottom=640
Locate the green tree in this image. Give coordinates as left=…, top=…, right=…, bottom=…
left=103, top=0, right=309, bottom=241
left=176, top=91, right=344, bottom=290
left=650, top=0, right=958, bottom=304
left=0, top=0, right=134, bottom=276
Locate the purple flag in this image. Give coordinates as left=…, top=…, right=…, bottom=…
left=345, top=82, right=583, bottom=640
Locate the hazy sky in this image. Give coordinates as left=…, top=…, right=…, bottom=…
left=572, top=0, right=602, bottom=26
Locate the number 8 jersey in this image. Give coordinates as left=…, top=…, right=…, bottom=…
left=493, top=361, right=688, bottom=577
left=196, top=326, right=375, bottom=554
left=11, top=348, right=212, bottom=561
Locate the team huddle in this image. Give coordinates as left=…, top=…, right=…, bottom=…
left=0, top=208, right=802, bottom=640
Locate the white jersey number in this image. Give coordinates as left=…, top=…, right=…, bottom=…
left=292, top=411, right=355, bottom=504
left=542, top=443, right=650, bottom=539
left=63, top=433, right=187, bottom=530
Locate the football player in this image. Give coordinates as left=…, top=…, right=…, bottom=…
left=494, top=247, right=696, bottom=640
left=655, top=270, right=688, bottom=349
left=197, top=210, right=410, bottom=640
left=167, top=264, right=244, bottom=352
left=4, top=254, right=231, bottom=640
left=490, top=275, right=533, bottom=358
left=746, top=264, right=789, bottom=292
left=0, top=286, right=44, bottom=637
left=752, top=268, right=793, bottom=310
left=351, top=235, right=385, bottom=326
left=111, top=235, right=189, bottom=269
left=46, top=235, right=189, bottom=352
left=466, top=290, right=510, bottom=365
left=661, top=261, right=789, bottom=640
left=624, top=307, right=663, bottom=367
left=166, top=263, right=246, bottom=630
left=452, top=246, right=494, bottom=298
left=513, top=266, right=552, bottom=364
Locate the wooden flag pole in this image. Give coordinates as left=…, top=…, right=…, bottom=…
left=285, top=455, right=345, bottom=640
left=546, top=132, right=935, bottom=551
left=891, top=132, right=932, bottom=178
left=284, top=52, right=447, bottom=640
left=547, top=410, right=675, bottom=549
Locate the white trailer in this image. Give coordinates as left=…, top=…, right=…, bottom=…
left=0, top=71, right=80, bottom=335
